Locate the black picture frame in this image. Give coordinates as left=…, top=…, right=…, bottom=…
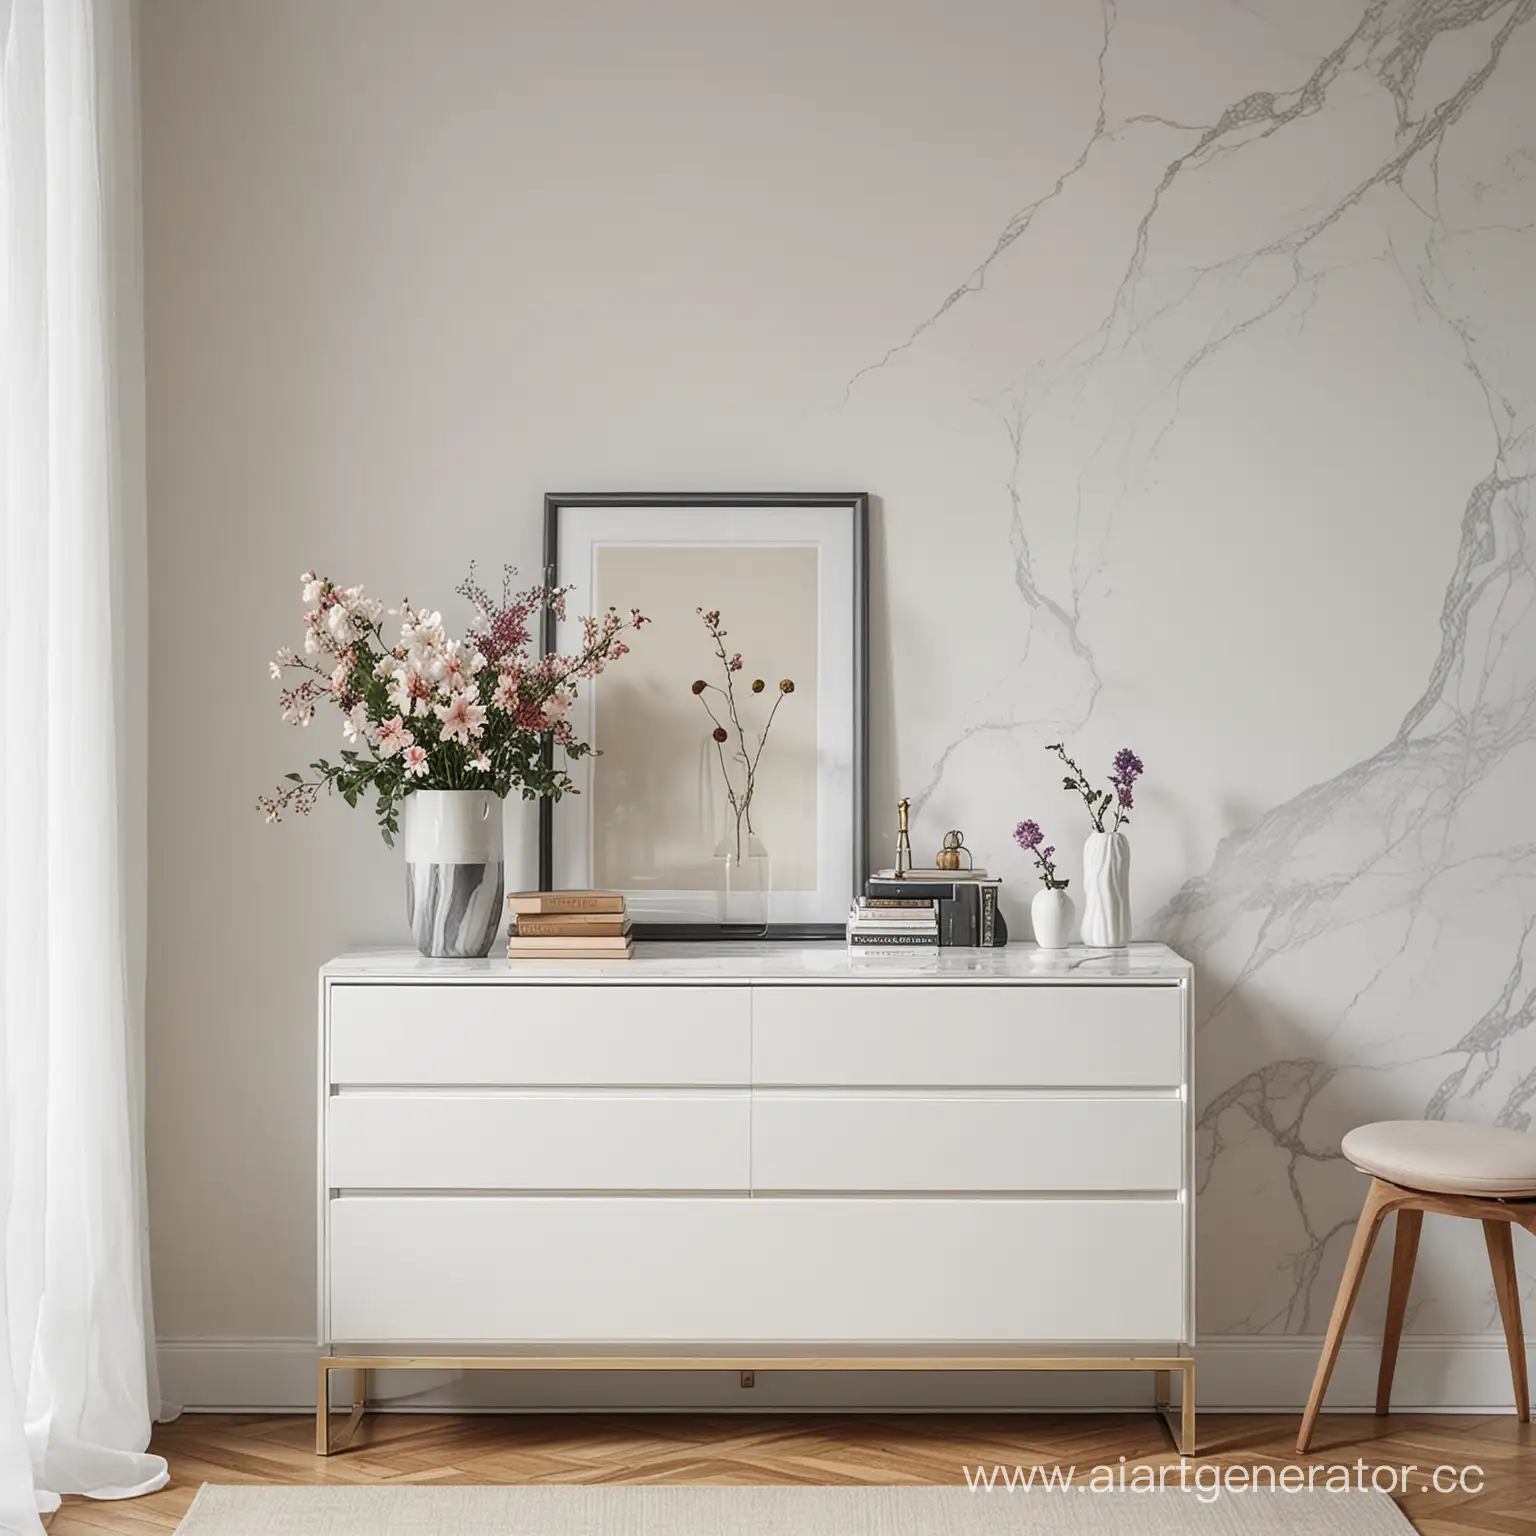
left=538, top=492, right=869, bottom=941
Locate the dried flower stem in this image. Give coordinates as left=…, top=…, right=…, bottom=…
left=692, top=609, right=793, bottom=860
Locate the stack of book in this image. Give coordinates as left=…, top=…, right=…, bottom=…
left=846, top=896, right=939, bottom=954
left=506, top=891, right=633, bottom=960
left=866, top=868, right=1007, bottom=947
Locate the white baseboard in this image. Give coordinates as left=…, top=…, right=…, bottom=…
left=156, top=1336, right=1536, bottom=1416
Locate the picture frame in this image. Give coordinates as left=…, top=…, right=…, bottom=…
left=538, top=492, right=869, bottom=940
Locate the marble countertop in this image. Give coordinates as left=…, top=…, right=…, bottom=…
left=322, top=941, right=1191, bottom=984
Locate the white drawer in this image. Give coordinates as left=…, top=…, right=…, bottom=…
left=328, top=1091, right=749, bottom=1191
left=751, top=1093, right=1183, bottom=1192
left=327, top=1195, right=1186, bottom=1343
left=751, top=985, right=1183, bottom=1087
left=327, top=985, right=749, bottom=1085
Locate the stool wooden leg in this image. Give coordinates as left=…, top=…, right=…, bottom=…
left=1484, top=1219, right=1530, bottom=1423
left=1375, top=1207, right=1422, bottom=1415
left=1298, top=1178, right=1392, bottom=1453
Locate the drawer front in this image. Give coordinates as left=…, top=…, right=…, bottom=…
left=328, top=1091, right=749, bottom=1191
left=751, top=1094, right=1183, bottom=1192
left=751, top=985, right=1183, bottom=1087
left=328, top=985, right=749, bottom=1085
left=327, top=1196, right=1185, bottom=1343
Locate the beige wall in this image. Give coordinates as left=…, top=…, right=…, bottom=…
left=143, top=0, right=1536, bottom=1372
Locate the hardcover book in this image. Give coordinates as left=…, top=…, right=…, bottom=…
left=514, top=916, right=631, bottom=938
left=506, top=890, right=625, bottom=916
left=864, top=878, right=1006, bottom=947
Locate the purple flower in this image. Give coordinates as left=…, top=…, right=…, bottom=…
left=1115, top=784, right=1133, bottom=810
left=1041, top=846, right=1054, bottom=860
left=1014, top=819, right=1043, bottom=851
left=1113, top=748, right=1144, bottom=781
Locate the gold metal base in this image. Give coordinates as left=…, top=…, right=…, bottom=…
left=316, top=1351, right=1196, bottom=1458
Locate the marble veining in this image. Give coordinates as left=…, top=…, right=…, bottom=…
left=404, top=862, right=505, bottom=960
left=845, top=0, right=1536, bottom=1337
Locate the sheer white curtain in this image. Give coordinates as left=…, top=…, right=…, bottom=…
left=0, top=1, right=165, bottom=1530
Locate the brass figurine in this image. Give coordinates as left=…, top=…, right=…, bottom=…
left=894, top=797, right=913, bottom=877
left=935, top=829, right=973, bottom=872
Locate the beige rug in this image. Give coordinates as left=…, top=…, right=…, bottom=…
left=176, top=1484, right=1415, bottom=1533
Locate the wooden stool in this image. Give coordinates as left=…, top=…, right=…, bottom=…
left=1297, top=1120, right=1536, bottom=1452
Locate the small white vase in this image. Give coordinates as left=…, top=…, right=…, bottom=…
left=1081, top=830, right=1131, bottom=948
left=401, top=789, right=505, bottom=958
left=1030, top=886, right=1075, bottom=951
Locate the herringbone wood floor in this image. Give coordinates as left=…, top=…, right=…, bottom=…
left=45, top=1411, right=1536, bottom=1534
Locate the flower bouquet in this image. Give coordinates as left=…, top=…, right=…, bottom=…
left=260, top=565, right=647, bottom=955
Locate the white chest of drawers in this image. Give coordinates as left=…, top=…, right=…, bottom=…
left=317, top=942, right=1195, bottom=1451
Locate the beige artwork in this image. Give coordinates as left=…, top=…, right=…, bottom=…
left=592, top=544, right=819, bottom=893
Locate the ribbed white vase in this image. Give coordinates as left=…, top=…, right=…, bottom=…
left=1030, top=886, right=1075, bottom=951
left=401, top=789, right=505, bottom=958
left=1080, top=830, right=1130, bottom=948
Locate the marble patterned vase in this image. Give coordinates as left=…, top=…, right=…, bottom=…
left=1080, top=830, right=1130, bottom=948
left=1030, top=886, right=1075, bottom=951
left=401, top=789, right=505, bottom=958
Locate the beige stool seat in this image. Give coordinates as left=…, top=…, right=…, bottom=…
left=1343, top=1119, right=1536, bottom=1196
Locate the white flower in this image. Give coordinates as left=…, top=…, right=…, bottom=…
left=400, top=608, right=445, bottom=655
left=342, top=703, right=372, bottom=744
left=325, top=605, right=356, bottom=646
left=281, top=699, right=315, bottom=727
left=403, top=744, right=429, bottom=778
left=330, top=660, right=351, bottom=691
left=334, top=585, right=385, bottom=627
left=269, top=661, right=283, bottom=680
left=303, top=626, right=324, bottom=656
left=438, top=639, right=485, bottom=694
left=275, top=646, right=297, bottom=666
left=434, top=692, right=487, bottom=745
left=301, top=571, right=323, bottom=603
left=468, top=752, right=491, bottom=773
left=377, top=715, right=413, bottom=757
left=541, top=689, right=573, bottom=726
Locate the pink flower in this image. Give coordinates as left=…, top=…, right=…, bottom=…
left=403, top=744, right=430, bottom=778
left=541, top=689, right=573, bottom=727
left=435, top=691, right=487, bottom=744
left=438, top=639, right=484, bottom=694
left=377, top=715, right=413, bottom=757
left=492, top=669, right=522, bottom=712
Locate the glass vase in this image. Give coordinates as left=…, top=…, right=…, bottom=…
left=713, top=816, right=771, bottom=933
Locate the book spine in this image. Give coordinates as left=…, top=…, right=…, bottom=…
left=857, top=898, right=937, bottom=910
left=515, top=918, right=628, bottom=937
left=541, top=895, right=622, bottom=914
left=847, top=933, right=939, bottom=947
left=866, top=882, right=959, bottom=901
left=980, top=884, right=995, bottom=947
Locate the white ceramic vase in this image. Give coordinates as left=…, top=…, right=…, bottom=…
left=1080, top=830, right=1131, bottom=948
left=401, top=789, right=505, bottom=958
left=1030, top=886, right=1075, bottom=951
